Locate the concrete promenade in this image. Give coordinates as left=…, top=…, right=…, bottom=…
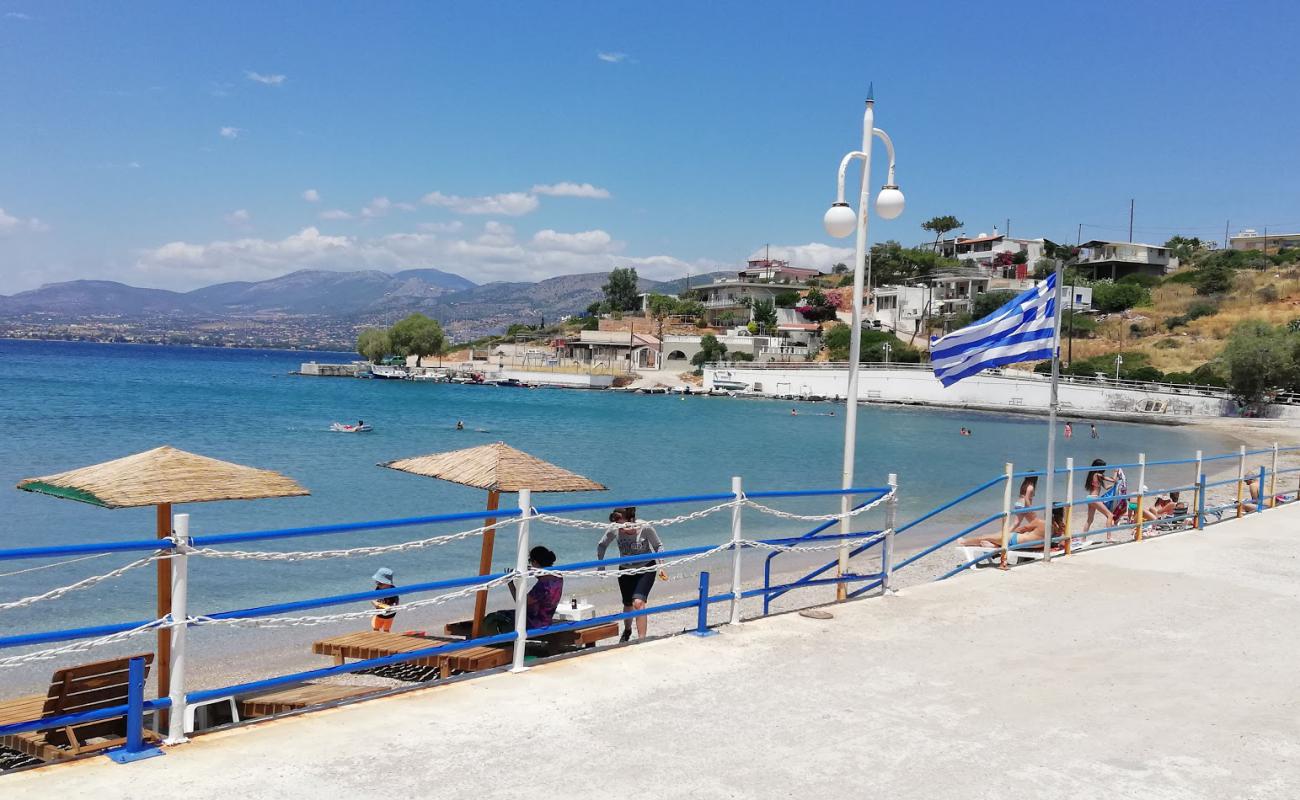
left=9, top=506, right=1299, bottom=799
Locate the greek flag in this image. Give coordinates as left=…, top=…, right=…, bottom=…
left=930, top=273, right=1058, bottom=387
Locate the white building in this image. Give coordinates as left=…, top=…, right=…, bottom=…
left=1077, top=240, right=1177, bottom=280
left=938, top=231, right=1048, bottom=277
left=1230, top=229, right=1300, bottom=254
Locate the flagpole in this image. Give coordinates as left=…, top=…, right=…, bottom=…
left=1041, top=260, right=1066, bottom=562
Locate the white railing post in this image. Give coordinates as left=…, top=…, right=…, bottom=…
left=728, top=476, right=744, bottom=625
left=998, top=462, right=1014, bottom=570
left=1192, top=449, right=1203, bottom=528
left=1064, top=457, right=1075, bottom=554
left=881, top=473, right=898, bottom=594
left=164, top=513, right=190, bottom=745
left=1236, top=445, right=1247, bottom=518
left=511, top=489, right=531, bottom=673
left=1135, top=453, right=1147, bottom=541
left=1270, top=442, right=1279, bottom=506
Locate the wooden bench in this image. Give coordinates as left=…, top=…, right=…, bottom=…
left=0, top=653, right=158, bottom=763
left=438, top=646, right=511, bottom=676
left=239, top=683, right=376, bottom=719
left=442, top=619, right=621, bottom=656
left=312, top=631, right=448, bottom=669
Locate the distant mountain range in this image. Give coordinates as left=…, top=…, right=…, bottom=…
left=0, top=267, right=732, bottom=341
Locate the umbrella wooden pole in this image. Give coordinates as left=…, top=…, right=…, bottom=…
left=470, top=490, right=500, bottom=639
left=155, top=503, right=173, bottom=725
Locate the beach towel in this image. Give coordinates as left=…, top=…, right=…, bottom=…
left=1108, top=469, right=1128, bottom=518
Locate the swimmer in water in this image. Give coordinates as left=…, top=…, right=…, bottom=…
left=790, top=408, right=798, bottom=416
left=455, top=420, right=464, bottom=430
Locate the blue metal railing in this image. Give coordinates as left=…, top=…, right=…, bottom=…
left=2, top=445, right=1298, bottom=769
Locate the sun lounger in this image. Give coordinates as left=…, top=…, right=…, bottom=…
left=238, top=683, right=376, bottom=719
left=312, top=630, right=454, bottom=669
left=442, top=618, right=620, bottom=655
left=0, top=653, right=158, bottom=763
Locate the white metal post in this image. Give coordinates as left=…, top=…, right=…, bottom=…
left=728, top=476, right=744, bottom=625
left=1064, top=457, right=1075, bottom=554
left=164, top=513, right=190, bottom=745
left=1193, top=449, right=1203, bottom=528
left=881, top=473, right=898, bottom=594
left=1040, top=260, right=1066, bottom=563
left=1236, top=445, right=1247, bottom=518
left=837, top=99, right=875, bottom=600
left=998, top=462, right=1014, bottom=569
left=1270, top=442, right=1279, bottom=505
left=510, top=489, right=532, bottom=673
left=1134, top=453, right=1147, bottom=540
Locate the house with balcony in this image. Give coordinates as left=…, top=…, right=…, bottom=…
left=558, top=330, right=661, bottom=370
left=685, top=280, right=792, bottom=327
left=738, top=258, right=824, bottom=284
left=1230, top=229, right=1300, bottom=254
left=1076, top=240, right=1176, bottom=280
left=870, top=269, right=990, bottom=337
left=938, top=232, right=1049, bottom=278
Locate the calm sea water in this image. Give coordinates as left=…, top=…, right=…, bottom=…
left=0, top=339, right=1234, bottom=634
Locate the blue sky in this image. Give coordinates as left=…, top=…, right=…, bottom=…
left=1, top=1, right=1298, bottom=293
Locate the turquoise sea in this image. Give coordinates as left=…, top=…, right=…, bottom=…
left=0, top=339, right=1235, bottom=636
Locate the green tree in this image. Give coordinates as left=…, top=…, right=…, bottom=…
left=388, top=313, right=446, bottom=367
left=774, top=290, right=801, bottom=308
left=823, top=324, right=920, bottom=363
left=356, top=328, right=391, bottom=364
left=751, top=298, right=778, bottom=331
left=602, top=267, right=640, bottom=312
left=691, top=334, right=728, bottom=369
left=798, top=287, right=840, bottom=322
left=831, top=262, right=849, bottom=275
left=921, top=215, right=963, bottom=252
left=1091, top=282, right=1149, bottom=313
left=972, top=290, right=1018, bottom=320
left=1193, top=262, right=1235, bottom=296
left=1221, top=321, right=1299, bottom=406
left=1164, top=235, right=1206, bottom=261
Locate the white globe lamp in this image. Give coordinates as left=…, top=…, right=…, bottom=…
left=874, top=185, right=905, bottom=220
left=823, top=202, right=857, bottom=238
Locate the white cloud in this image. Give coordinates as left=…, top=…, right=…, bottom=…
left=597, top=52, right=628, bottom=63
left=302, top=189, right=320, bottom=203
left=133, top=223, right=714, bottom=288
left=530, top=182, right=612, bottom=199
left=749, top=243, right=856, bottom=271
left=0, top=207, right=49, bottom=234
left=224, top=208, right=252, bottom=227
left=421, top=190, right=539, bottom=216
left=208, top=81, right=233, bottom=98
left=245, top=71, right=286, bottom=86
left=418, top=220, right=463, bottom=234
left=4, top=12, right=32, bottom=20
left=219, top=126, right=243, bottom=139
left=530, top=229, right=620, bottom=254
left=360, top=196, right=393, bottom=218
left=319, top=209, right=352, bottom=220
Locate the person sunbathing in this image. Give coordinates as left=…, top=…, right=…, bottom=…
left=961, top=507, right=1065, bottom=550
left=1143, top=491, right=1180, bottom=521
left=1241, top=478, right=1262, bottom=513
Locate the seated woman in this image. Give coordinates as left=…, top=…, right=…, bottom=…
left=482, top=546, right=563, bottom=635
left=1143, top=491, right=1180, bottom=521
left=961, top=506, right=1065, bottom=550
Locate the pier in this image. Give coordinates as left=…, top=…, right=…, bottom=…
left=8, top=504, right=1297, bottom=799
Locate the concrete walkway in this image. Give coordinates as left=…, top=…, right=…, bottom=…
left=9, top=507, right=1300, bottom=799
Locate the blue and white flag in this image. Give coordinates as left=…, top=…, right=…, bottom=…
left=930, top=273, right=1058, bottom=387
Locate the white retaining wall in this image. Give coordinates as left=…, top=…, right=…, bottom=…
left=703, top=365, right=1300, bottom=421
left=500, top=368, right=615, bottom=389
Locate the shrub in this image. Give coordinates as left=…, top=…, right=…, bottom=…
left=774, top=291, right=801, bottom=309
left=1186, top=301, right=1217, bottom=320
left=1164, top=371, right=1193, bottom=383
left=1119, top=273, right=1161, bottom=288
left=1165, top=270, right=1198, bottom=285
left=1092, top=281, right=1150, bottom=312
left=1257, top=285, right=1280, bottom=303
left=1155, top=338, right=1183, bottom=349
left=1165, top=315, right=1189, bottom=331
left=1193, top=263, right=1235, bottom=295
left=1189, top=362, right=1227, bottom=387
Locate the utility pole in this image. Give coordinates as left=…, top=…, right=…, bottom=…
left=1006, top=217, right=1011, bottom=238
left=1076, top=223, right=1082, bottom=246
left=1128, top=199, right=1135, bottom=243
left=1264, top=227, right=1269, bottom=255
left=1224, top=221, right=1230, bottom=250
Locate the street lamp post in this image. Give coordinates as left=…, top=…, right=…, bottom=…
left=882, top=342, right=892, bottom=365
left=822, top=88, right=904, bottom=600
left=1115, top=354, right=1123, bottom=381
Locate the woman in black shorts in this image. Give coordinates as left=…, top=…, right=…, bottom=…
left=597, top=507, right=663, bottom=642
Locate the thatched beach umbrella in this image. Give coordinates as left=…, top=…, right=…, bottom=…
left=17, top=445, right=309, bottom=700
left=380, top=442, right=605, bottom=637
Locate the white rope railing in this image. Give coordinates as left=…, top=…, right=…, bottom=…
left=742, top=490, right=894, bottom=521
left=532, top=499, right=741, bottom=530
left=188, top=518, right=521, bottom=562
left=0, top=618, right=170, bottom=669
left=0, top=554, right=167, bottom=613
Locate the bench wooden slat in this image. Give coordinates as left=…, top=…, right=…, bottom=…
left=239, top=684, right=375, bottom=719
left=0, top=695, right=45, bottom=727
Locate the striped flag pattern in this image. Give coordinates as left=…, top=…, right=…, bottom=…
left=930, top=273, right=1058, bottom=387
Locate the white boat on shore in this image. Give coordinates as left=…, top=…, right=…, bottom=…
left=371, top=365, right=409, bottom=380
left=710, top=371, right=749, bottom=391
